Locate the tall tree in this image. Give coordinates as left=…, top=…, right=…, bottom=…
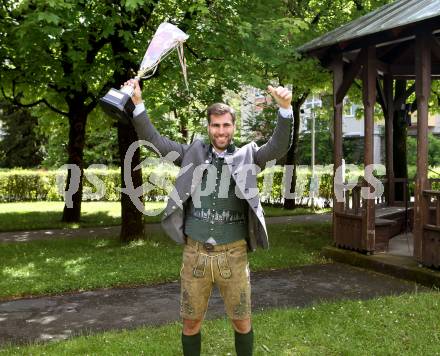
left=237, top=0, right=394, bottom=208
left=237, top=0, right=347, bottom=208
left=0, top=0, right=254, bottom=240
left=0, top=1, right=152, bottom=232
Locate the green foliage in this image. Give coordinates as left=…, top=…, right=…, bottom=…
left=0, top=0, right=258, bottom=170
left=344, top=136, right=365, bottom=164
left=242, top=105, right=278, bottom=146
left=0, top=169, right=57, bottom=201
left=0, top=0, right=400, bottom=174
left=256, top=165, right=333, bottom=205
left=236, top=0, right=395, bottom=98
left=407, top=136, right=416, bottom=167
left=83, top=110, right=120, bottom=166
left=0, top=164, right=338, bottom=204
left=0, top=165, right=179, bottom=202
left=318, top=173, right=333, bottom=205
left=237, top=0, right=331, bottom=96
left=32, top=109, right=69, bottom=168
left=33, top=105, right=120, bottom=168
left=407, top=133, right=440, bottom=167
left=0, top=101, right=44, bottom=168
left=297, top=113, right=333, bottom=165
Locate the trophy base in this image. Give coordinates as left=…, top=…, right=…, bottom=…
left=99, top=88, right=135, bottom=124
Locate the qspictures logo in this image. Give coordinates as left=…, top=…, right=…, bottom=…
left=56, top=140, right=385, bottom=215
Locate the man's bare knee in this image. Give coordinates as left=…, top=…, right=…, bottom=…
left=231, top=318, right=251, bottom=334
left=183, top=318, right=203, bottom=335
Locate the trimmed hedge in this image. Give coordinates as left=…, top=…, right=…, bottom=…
left=9, top=164, right=435, bottom=205
left=0, top=165, right=178, bottom=203
left=0, top=170, right=57, bottom=202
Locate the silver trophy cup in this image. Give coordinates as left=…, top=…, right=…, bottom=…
left=99, top=22, right=189, bottom=122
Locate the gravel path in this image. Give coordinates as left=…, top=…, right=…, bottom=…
left=0, top=262, right=426, bottom=346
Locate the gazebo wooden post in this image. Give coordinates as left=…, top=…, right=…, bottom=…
left=332, top=55, right=344, bottom=246
left=384, top=74, right=394, bottom=206
left=362, top=46, right=376, bottom=252
left=413, top=31, right=431, bottom=261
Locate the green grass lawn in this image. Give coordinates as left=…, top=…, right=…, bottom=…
left=0, top=223, right=331, bottom=300
left=0, top=201, right=165, bottom=232
left=3, top=291, right=439, bottom=355
left=262, top=205, right=330, bottom=217
left=0, top=201, right=329, bottom=232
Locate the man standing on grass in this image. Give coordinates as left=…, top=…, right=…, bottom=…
left=124, top=78, right=293, bottom=356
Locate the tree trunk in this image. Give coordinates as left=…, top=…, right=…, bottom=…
left=393, top=79, right=408, bottom=201
left=118, top=120, right=145, bottom=242
left=62, top=109, right=87, bottom=223
left=109, top=35, right=146, bottom=242
left=283, top=102, right=301, bottom=209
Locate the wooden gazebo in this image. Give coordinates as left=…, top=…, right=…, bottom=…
left=299, top=0, right=440, bottom=268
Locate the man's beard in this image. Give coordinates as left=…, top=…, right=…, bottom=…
left=211, top=135, right=231, bottom=150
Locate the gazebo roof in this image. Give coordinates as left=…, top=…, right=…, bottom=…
left=298, top=0, right=440, bottom=56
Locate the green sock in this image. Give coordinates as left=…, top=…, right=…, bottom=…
left=234, top=328, right=254, bottom=356
left=182, top=332, right=201, bottom=356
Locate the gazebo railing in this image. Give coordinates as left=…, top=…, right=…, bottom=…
left=422, top=186, right=440, bottom=268
left=423, top=190, right=440, bottom=227
left=343, top=184, right=362, bottom=214
left=425, top=178, right=440, bottom=228
left=342, top=178, right=398, bottom=214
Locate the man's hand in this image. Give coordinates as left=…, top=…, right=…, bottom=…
left=122, top=79, right=142, bottom=105
left=267, top=85, right=292, bottom=109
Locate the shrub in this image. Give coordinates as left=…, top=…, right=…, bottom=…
left=5, top=164, right=435, bottom=204
left=0, top=165, right=179, bottom=202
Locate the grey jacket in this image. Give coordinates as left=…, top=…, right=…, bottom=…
left=132, top=110, right=293, bottom=251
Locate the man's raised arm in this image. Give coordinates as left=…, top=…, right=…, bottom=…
left=254, top=85, right=294, bottom=168
left=125, top=79, right=188, bottom=166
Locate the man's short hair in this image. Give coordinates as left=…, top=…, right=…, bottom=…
left=207, top=103, right=236, bottom=124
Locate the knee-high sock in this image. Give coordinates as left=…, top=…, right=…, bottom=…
left=182, top=332, right=201, bottom=356
left=234, top=328, right=253, bottom=356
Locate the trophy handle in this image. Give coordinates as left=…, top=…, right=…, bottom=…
left=99, top=77, right=140, bottom=122
left=119, top=77, right=140, bottom=97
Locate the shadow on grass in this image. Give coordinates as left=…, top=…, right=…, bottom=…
left=0, top=201, right=326, bottom=233
left=0, top=211, right=163, bottom=232
left=0, top=231, right=181, bottom=299
left=0, top=223, right=332, bottom=300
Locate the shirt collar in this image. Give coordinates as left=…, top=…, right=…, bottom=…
left=208, top=142, right=236, bottom=160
